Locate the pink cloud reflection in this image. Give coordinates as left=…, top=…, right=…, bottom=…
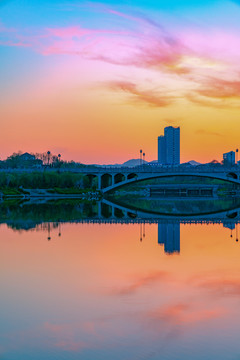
left=147, top=302, right=226, bottom=326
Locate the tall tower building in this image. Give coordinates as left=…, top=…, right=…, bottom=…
left=165, top=126, right=180, bottom=165
left=158, top=222, right=180, bottom=254
left=158, top=126, right=180, bottom=165
left=158, top=136, right=166, bottom=164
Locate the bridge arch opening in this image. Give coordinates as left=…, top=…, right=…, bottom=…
left=101, top=174, right=113, bottom=189
left=114, top=208, right=124, bottom=218
left=85, top=174, right=98, bottom=189
left=227, top=211, right=238, bottom=219
left=127, top=173, right=138, bottom=180
left=101, top=203, right=112, bottom=218
left=127, top=212, right=137, bottom=219
left=114, top=173, right=125, bottom=184
left=227, top=172, right=238, bottom=180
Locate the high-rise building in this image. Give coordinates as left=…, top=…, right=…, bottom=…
left=158, top=136, right=166, bottom=164
left=158, top=126, right=180, bottom=165
left=158, top=222, right=180, bottom=254
left=223, top=151, right=235, bottom=166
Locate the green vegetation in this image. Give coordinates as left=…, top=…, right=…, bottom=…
left=1, top=188, right=21, bottom=195
left=0, top=171, right=99, bottom=197
left=0, top=171, right=96, bottom=188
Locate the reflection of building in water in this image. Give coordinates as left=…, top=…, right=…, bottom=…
left=158, top=223, right=180, bottom=254
left=223, top=222, right=235, bottom=230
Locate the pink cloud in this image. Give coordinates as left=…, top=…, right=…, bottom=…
left=183, top=30, right=240, bottom=63
left=54, top=340, right=87, bottom=352
left=0, top=40, right=30, bottom=47
left=147, top=302, right=226, bottom=326
left=196, top=277, right=240, bottom=297
left=47, top=26, right=93, bottom=39
left=110, top=270, right=170, bottom=295
left=2, top=6, right=240, bottom=109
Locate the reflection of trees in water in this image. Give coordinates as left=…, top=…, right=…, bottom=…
left=1, top=200, right=98, bottom=230
left=106, top=195, right=240, bottom=216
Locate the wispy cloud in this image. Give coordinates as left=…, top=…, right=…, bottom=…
left=195, top=277, right=240, bottom=297
left=195, top=129, right=223, bottom=137
left=186, top=93, right=239, bottom=109
left=0, top=8, right=188, bottom=75
left=196, top=78, right=240, bottom=99
left=107, top=81, right=173, bottom=107
left=146, top=302, right=225, bottom=327
left=2, top=4, right=240, bottom=109
left=110, top=271, right=170, bottom=295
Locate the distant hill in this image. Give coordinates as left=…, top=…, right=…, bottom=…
left=181, top=160, right=201, bottom=166
left=122, top=159, right=148, bottom=167
left=95, top=159, right=148, bottom=167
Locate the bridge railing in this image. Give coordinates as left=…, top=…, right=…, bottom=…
left=1, top=165, right=239, bottom=174
left=78, top=165, right=240, bottom=174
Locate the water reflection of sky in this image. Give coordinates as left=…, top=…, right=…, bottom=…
left=1, top=222, right=240, bottom=359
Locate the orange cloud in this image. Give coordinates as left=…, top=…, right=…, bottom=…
left=187, top=77, right=240, bottom=108
left=197, top=78, right=240, bottom=99
left=195, top=129, right=223, bottom=137
left=108, top=81, right=173, bottom=107
left=186, top=93, right=235, bottom=109
left=196, top=277, right=240, bottom=297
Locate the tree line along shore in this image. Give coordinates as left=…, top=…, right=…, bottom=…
left=0, top=171, right=100, bottom=199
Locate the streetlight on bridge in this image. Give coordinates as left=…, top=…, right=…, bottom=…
left=140, top=149, right=142, bottom=166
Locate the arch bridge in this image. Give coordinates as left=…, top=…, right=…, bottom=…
left=78, top=166, right=240, bottom=193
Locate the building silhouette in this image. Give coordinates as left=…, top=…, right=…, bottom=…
left=223, top=151, right=235, bottom=166
left=158, top=222, right=180, bottom=254
left=158, top=135, right=166, bottom=164
left=158, top=126, right=180, bottom=165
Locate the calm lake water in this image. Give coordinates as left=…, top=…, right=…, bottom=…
left=1, top=200, right=240, bottom=359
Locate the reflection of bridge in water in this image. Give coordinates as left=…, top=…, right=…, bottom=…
left=94, top=199, right=240, bottom=224
left=2, top=196, right=240, bottom=253
left=35, top=199, right=240, bottom=254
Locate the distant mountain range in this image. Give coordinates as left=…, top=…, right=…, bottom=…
left=94, top=159, right=201, bottom=167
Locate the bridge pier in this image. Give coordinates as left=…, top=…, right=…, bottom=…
left=98, top=175, right=101, bottom=190
left=98, top=174, right=113, bottom=190
left=98, top=201, right=102, bottom=218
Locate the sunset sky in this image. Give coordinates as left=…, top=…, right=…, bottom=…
left=1, top=0, right=240, bottom=164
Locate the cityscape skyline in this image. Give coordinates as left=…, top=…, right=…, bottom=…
left=0, top=138, right=239, bottom=166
